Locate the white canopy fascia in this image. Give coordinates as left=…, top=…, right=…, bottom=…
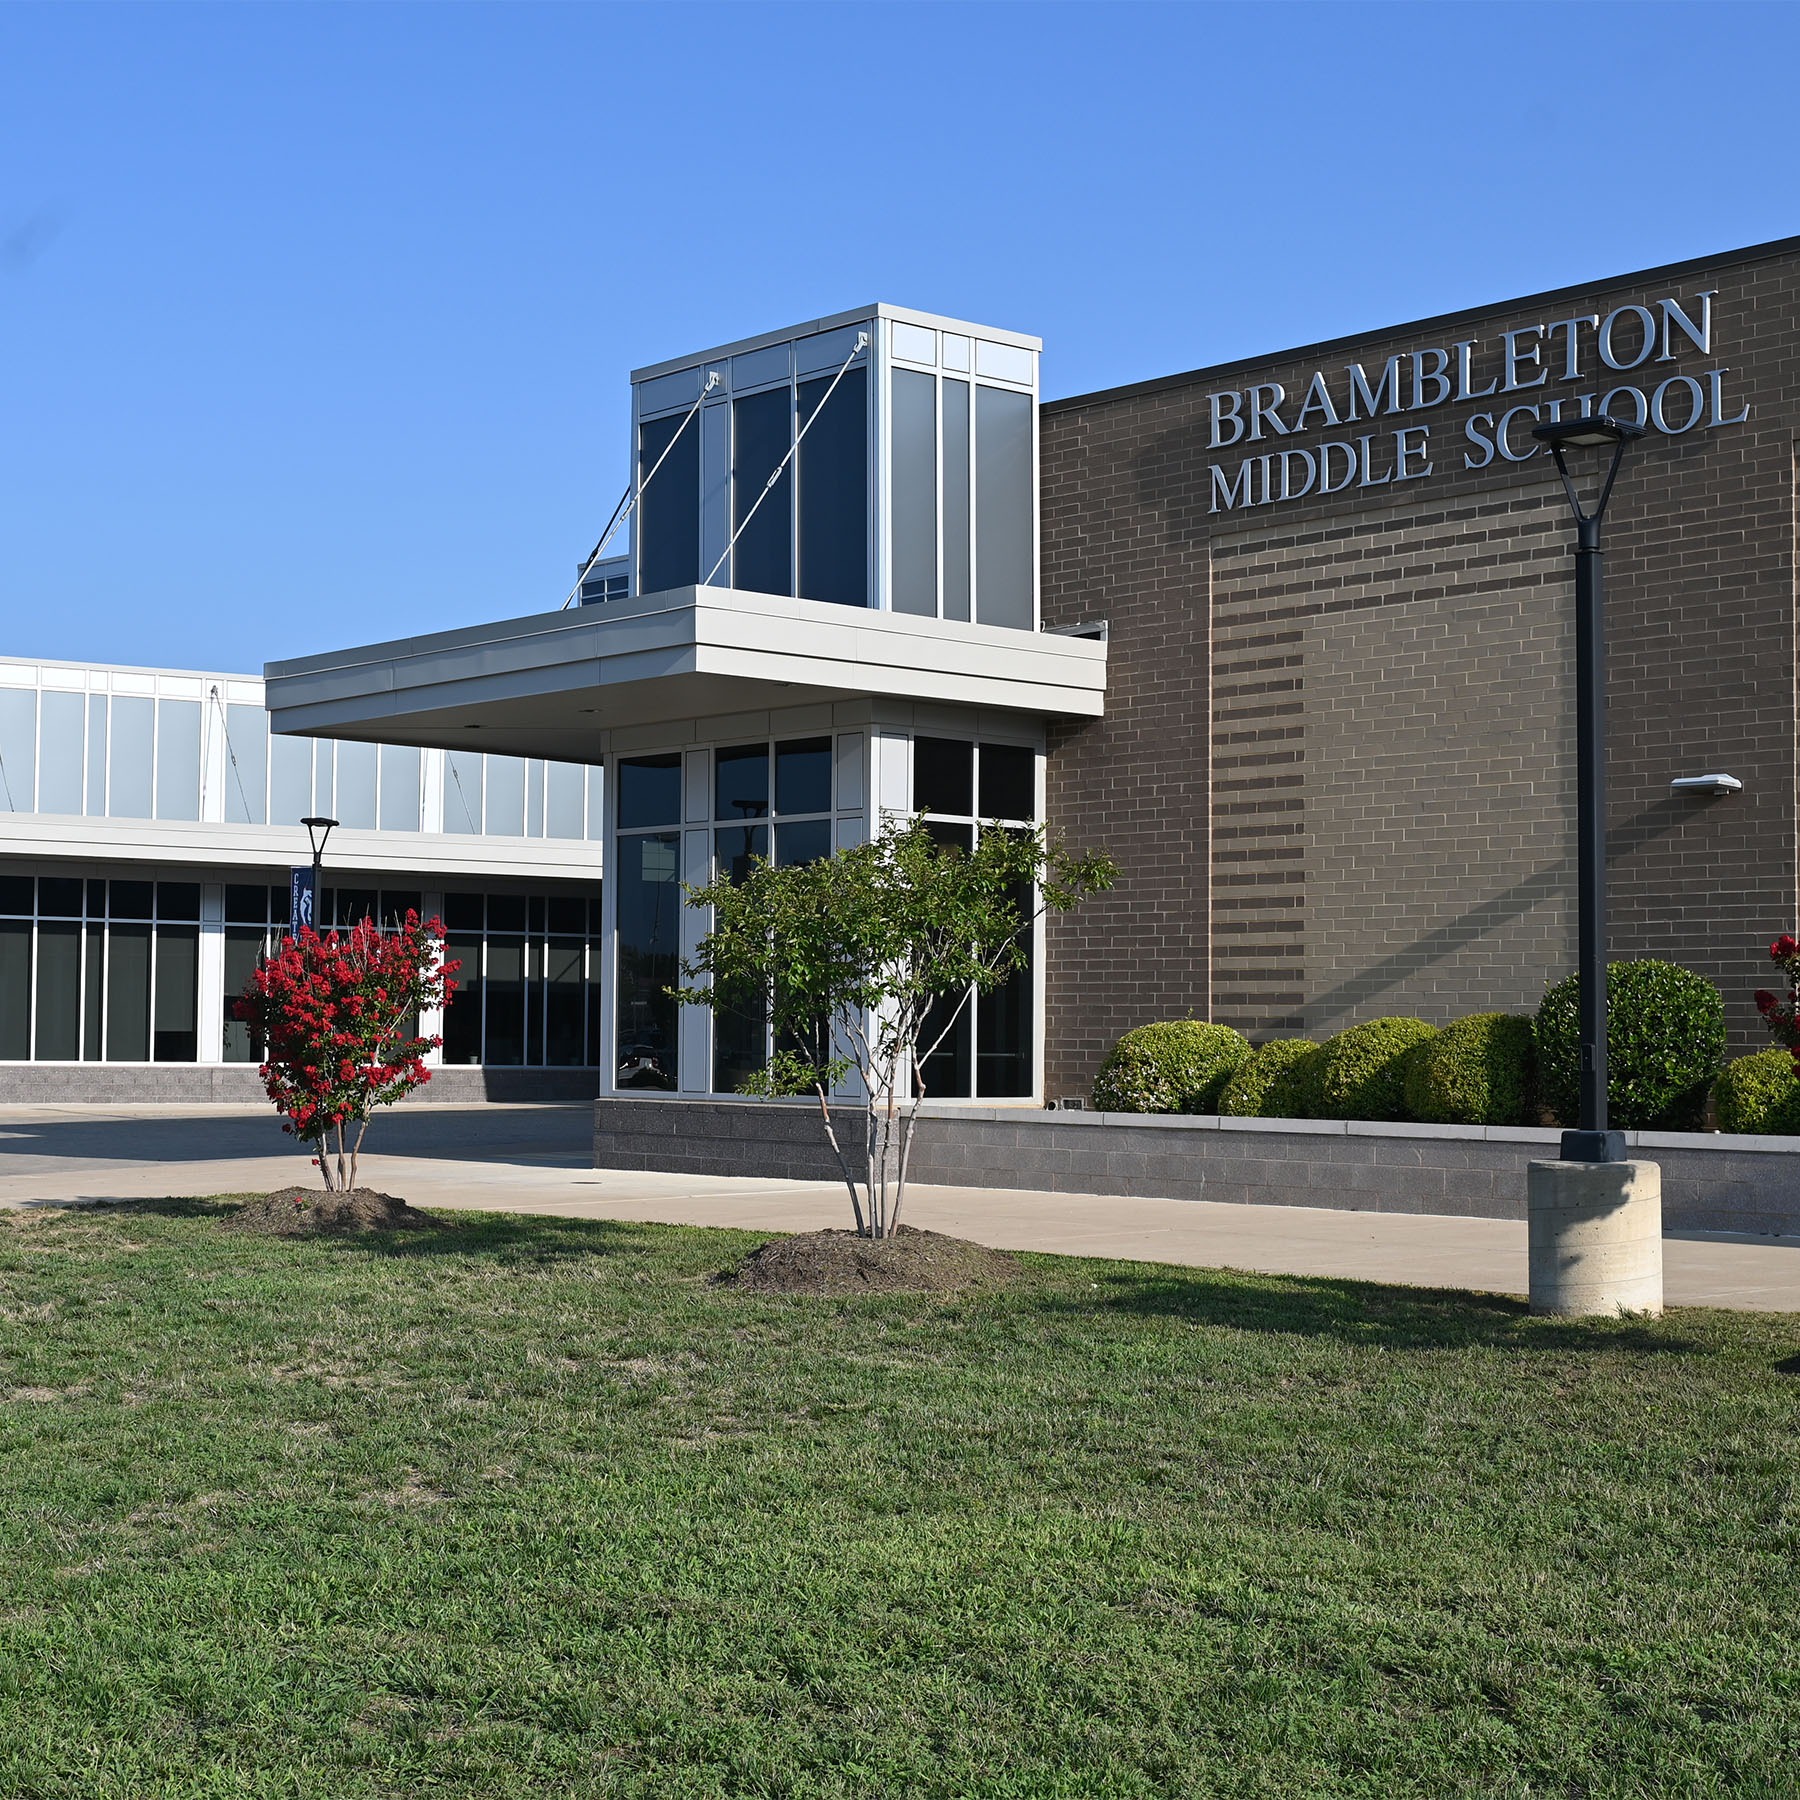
left=264, top=587, right=1106, bottom=761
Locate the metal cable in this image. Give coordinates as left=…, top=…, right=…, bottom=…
left=561, top=370, right=722, bottom=610
left=703, top=333, right=869, bottom=589
left=209, top=684, right=257, bottom=824
left=448, top=755, right=479, bottom=831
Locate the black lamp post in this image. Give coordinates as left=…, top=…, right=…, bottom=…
left=301, top=815, right=337, bottom=934
left=1531, top=413, right=1645, bottom=1163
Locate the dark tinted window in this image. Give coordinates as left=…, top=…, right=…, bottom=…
left=775, top=737, right=832, bottom=816
left=547, top=895, right=586, bottom=935
left=615, top=832, right=681, bottom=1091
left=976, top=385, right=1033, bottom=629
left=225, top=883, right=269, bottom=924
left=638, top=411, right=700, bottom=594
left=976, top=949, right=1032, bottom=1097
left=617, top=754, right=681, bottom=830
left=483, top=934, right=524, bottom=1065
left=715, top=745, right=769, bottom=821
left=153, top=925, right=199, bottom=1060
left=38, top=878, right=82, bottom=918
left=917, top=989, right=970, bottom=1099
left=157, top=882, right=202, bottom=921
left=776, top=818, right=831, bottom=867
left=443, top=934, right=482, bottom=1063
left=913, top=738, right=973, bottom=816
left=110, top=880, right=154, bottom=919
left=979, top=744, right=1035, bottom=821
left=486, top=894, right=527, bottom=934
left=107, top=921, right=150, bottom=1058
left=942, top=378, right=971, bottom=623
left=444, top=892, right=484, bottom=933
left=0, top=921, right=27, bottom=1056
left=35, top=923, right=78, bottom=1059
left=798, top=365, right=868, bottom=608
left=732, top=387, right=793, bottom=598
left=333, top=889, right=377, bottom=930
left=0, top=877, right=31, bottom=916
left=891, top=369, right=937, bottom=617
left=715, top=823, right=768, bottom=887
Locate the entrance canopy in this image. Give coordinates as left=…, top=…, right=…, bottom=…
left=263, top=585, right=1107, bottom=761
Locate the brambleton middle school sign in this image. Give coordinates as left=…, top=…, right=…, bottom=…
left=1205, top=287, right=1750, bottom=513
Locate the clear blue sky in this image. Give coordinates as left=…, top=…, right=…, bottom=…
left=3, top=1, right=1794, bottom=674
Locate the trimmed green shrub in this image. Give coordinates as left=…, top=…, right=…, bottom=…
left=1217, top=1038, right=1321, bottom=1118
left=1535, top=959, right=1725, bottom=1131
left=1713, top=1049, right=1800, bottom=1136
left=1091, top=1021, right=1251, bottom=1114
left=1403, top=1012, right=1536, bottom=1126
left=1308, top=1016, right=1438, bottom=1121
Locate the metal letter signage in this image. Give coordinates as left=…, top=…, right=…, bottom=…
left=1205, top=285, right=1748, bottom=514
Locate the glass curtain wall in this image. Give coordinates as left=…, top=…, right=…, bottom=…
left=219, top=883, right=603, bottom=1069
left=0, top=673, right=602, bottom=843
left=887, top=327, right=1034, bottom=630
left=910, top=737, right=1038, bottom=1099
left=222, top=883, right=283, bottom=1063
left=709, top=736, right=834, bottom=1094
left=0, top=875, right=200, bottom=1063
left=637, top=357, right=868, bottom=609
left=637, top=412, right=701, bottom=595
left=434, top=889, right=602, bottom=1070
left=613, top=756, right=683, bottom=1090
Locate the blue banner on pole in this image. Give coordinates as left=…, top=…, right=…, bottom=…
left=290, top=867, right=316, bottom=938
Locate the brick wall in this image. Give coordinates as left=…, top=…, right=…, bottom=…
left=1041, top=238, right=1800, bottom=1101
left=1211, top=484, right=1576, bottom=1036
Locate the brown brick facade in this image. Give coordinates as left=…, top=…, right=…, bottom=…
left=1039, top=237, right=1800, bottom=1102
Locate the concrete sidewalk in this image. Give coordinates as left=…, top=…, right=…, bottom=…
left=5, top=1102, right=1800, bottom=1312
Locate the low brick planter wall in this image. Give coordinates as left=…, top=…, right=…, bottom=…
left=0, top=1066, right=600, bottom=1106
left=593, top=1098, right=1800, bottom=1236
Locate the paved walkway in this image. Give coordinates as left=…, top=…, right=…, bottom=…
left=4, top=1102, right=1800, bottom=1312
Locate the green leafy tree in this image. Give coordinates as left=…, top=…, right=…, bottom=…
left=678, top=816, right=1115, bottom=1238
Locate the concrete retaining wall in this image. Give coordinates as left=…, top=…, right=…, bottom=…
left=592, top=1098, right=1800, bottom=1236
left=0, top=1065, right=600, bottom=1106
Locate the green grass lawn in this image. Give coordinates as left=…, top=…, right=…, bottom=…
left=2, top=1201, right=1798, bottom=1799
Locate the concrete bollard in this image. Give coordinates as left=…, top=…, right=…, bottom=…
left=1526, top=1159, right=1663, bottom=1318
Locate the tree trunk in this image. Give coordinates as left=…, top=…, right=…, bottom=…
left=812, top=1082, right=868, bottom=1236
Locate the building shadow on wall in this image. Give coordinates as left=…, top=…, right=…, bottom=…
left=1307, top=797, right=1688, bottom=1032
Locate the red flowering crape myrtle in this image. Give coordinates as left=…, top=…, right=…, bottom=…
left=1752, top=933, right=1800, bottom=1068
left=234, top=911, right=460, bottom=1193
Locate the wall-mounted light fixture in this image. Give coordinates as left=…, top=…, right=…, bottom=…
left=1670, top=774, right=1743, bottom=797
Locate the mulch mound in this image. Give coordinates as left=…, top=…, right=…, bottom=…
left=222, top=1187, right=450, bottom=1236
left=717, top=1226, right=1020, bottom=1296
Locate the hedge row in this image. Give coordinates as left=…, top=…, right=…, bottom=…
left=1090, top=958, right=1768, bottom=1131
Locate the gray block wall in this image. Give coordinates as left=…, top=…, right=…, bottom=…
left=595, top=1097, right=867, bottom=1183
left=593, top=1098, right=1800, bottom=1237
left=0, top=1065, right=600, bottom=1106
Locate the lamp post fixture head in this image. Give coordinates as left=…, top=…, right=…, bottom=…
left=301, top=816, right=338, bottom=862
left=1532, top=411, right=1645, bottom=531
left=1531, top=414, right=1646, bottom=453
